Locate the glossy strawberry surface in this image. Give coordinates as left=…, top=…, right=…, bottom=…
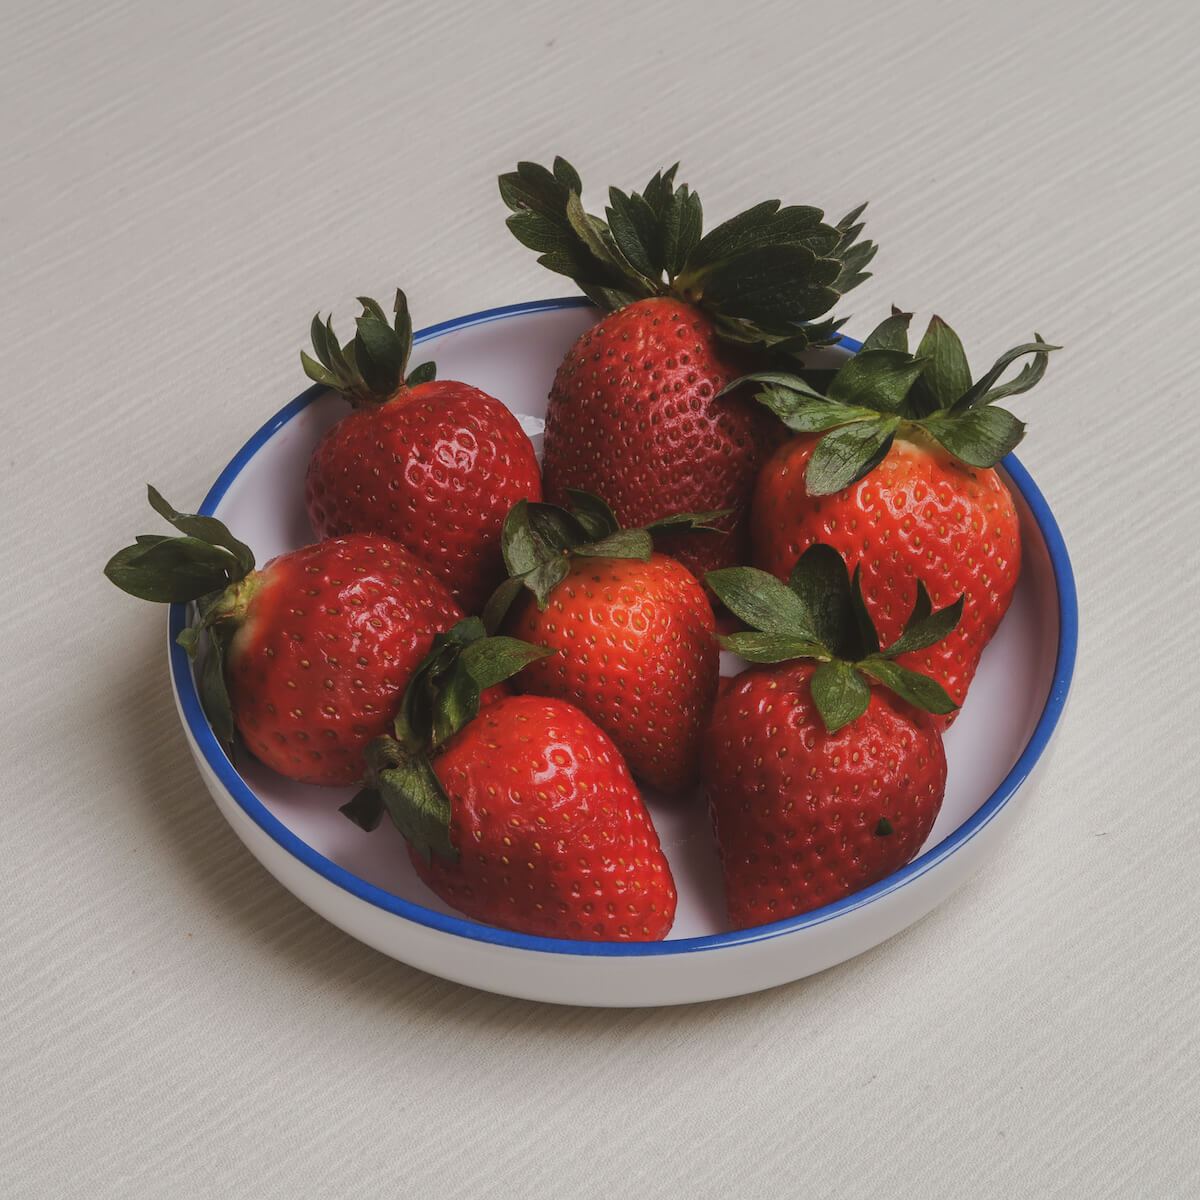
left=702, top=661, right=946, bottom=929
left=226, top=534, right=464, bottom=786
left=412, top=694, right=677, bottom=941
left=752, top=433, right=1021, bottom=718
left=305, top=380, right=542, bottom=613
left=506, top=551, right=719, bottom=796
left=541, top=297, right=784, bottom=579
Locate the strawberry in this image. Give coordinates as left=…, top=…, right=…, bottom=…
left=481, top=490, right=721, bottom=796
left=747, top=310, right=1059, bottom=718
left=702, top=546, right=962, bottom=929
left=300, top=288, right=542, bottom=613
left=104, top=488, right=465, bottom=786
left=344, top=619, right=677, bottom=941
left=499, top=157, right=876, bottom=578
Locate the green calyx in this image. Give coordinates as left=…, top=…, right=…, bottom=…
left=103, top=486, right=259, bottom=750
left=341, top=617, right=554, bottom=864
left=739, top=308, right=1060, bottom=494
left=498, top=156, right=876, bottom=352
left=705, top=545, right=963, bottom=733
left=481, top=489, right=728, bottom=632
left=301, top=287, right=437, bottom=407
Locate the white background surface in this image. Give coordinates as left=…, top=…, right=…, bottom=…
left=4, top=1, right=1196, bottom=1196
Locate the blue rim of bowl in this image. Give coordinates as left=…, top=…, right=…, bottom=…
left=167, top=296, right=1079, bottom=959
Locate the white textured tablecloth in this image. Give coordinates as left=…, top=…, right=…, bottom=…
left=5, top=1, right=1197, bottom=1195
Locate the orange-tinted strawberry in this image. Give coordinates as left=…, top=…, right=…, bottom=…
left=703, top=546, right=960, bottom=929
left=500, top=156, right=875, bottom=577
left=746, top=310, right=1058, bottom=719
left=301, top=289, right=541, bottom=613
left=105, top=488, right=464, bottom=786
left=346, top=620, right=677, bottom=941
left=482, top=491, right=720, bottom=796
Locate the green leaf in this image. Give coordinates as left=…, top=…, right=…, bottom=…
left=524, top=556, right=572, bottom=609
left=340, top=788, right=385, bottom=832
left=884, top=585, right=963, bottom=657
left=810, top=659, right=870, bottom=733
left=308, top=312, right=337, bottom=372
left=572, top=528, right=653, bottom=560
left=390, top=288, right=414, bottom=354
left=787, top=545, right=860, bottom=659
left=480, top=574, right=527, bottom=635
left=300, top=351, right=341, bottom=390
left=704, top=566, right=822, bottom=640
left=194, top=626, right=235, bottom=751
left=377, top=754, right=458, bottom=865
left=606, top=186, right=662, bottom=282
left=718, top=631, right=829, bottom=663
left=858, top=658, right=958, bottom=716
left=919, top=405, right=1026, bottom=467
left=690, top=201, right=832, bottom=268
left=915, top=315, right=972, bottom=410
left=858, top=309, right=912, bottom=354
left=827, top=348, right=925, bottom=415
left=460, top=636, right=554, bottom=690
left=405, top=360, right=437, bottom=387
left=643, top=508, right=732, bottom=538
left=701, top=244, right=841, bottom=329
left=722, top=370, right=825, bottom=402
left=356, top=294, right=388, bottom=323
left=805, top=416, right=899, bottom=496
left=321, top=314, right=354, bottom=382
left=666, top=185, right=703, bottom=278
left=499, top=158, right=644, bottom=303
left=956, top=335, right=1060, bottom=411
left=688, top=199, right=784, bottom=268
left=104, top=537, right=241, bottom=603
left=353, top=312, right=405, bottom=398
left=848, top=565, right=880, bottom=657
left=429, top=660, right=481, bottom=750
left=147, top=486, right=255, bottom=576
left=756, top=387, right=880, bottom=435
left=500, top=499, right=552, bottom=576
left=562, top=489, right=621, bottom=542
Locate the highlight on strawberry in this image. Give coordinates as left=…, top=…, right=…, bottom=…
left=481, top=489, right=725, bottom=797
left=702, top=544, right=963, bottom=929
left=301, top=287, right=542, bottom=613
left=498, top=156, right=876, bottom=579
left=104, top=487, right=466, bottom=786
left=745, top=310, right=1059, bottom=718
left=342, top=618, right=678, bottom=942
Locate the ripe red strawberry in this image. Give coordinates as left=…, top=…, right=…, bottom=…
left=499, top=157, right=876, bottom=578
left=702, top=546, right=961, bottom=929
left=301, top=289, right=542, bottom=613
left=747, top=310, right=1058, bottom=718
left=346, top=620, right=677, bottom=941
left=104, top=488, right=465, bottom=786
left=482, top=490, right=720, bottom=796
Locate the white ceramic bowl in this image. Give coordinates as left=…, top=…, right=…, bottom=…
left=168, top=297, right=1078, bottom=1007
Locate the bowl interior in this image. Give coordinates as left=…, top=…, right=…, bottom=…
left=177, top=298, right=1076, bottom=951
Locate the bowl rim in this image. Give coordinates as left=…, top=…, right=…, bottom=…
left=167, top=295, right=1079, bottom=959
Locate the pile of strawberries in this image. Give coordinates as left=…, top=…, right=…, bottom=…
left=106, top=157, right=1056, bottom=942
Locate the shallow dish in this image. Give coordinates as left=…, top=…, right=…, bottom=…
left=168, top=296, right=1077, bottom=1007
